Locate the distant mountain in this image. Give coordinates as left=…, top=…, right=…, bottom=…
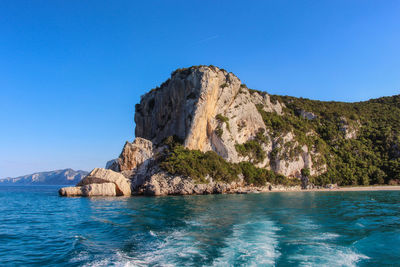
left=0, top=169, right=88, bottom=185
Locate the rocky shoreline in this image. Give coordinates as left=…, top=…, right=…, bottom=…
left=59, top=171, right=400, bottom=197
left=58, top=165, right=339, bottom=197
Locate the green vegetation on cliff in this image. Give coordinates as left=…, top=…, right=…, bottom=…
left=215, top=113, right=230, bottom=137
left=160, top=144, right=239, bottom=184
left=156, top=70, right=399, bottom=187
left=263, top=93, right=400, bottom=186
left=160, top=92, right=400, bottom=187
left=235, top=129, right=269, bottom=163
left=160, top=136, right=297, bottom=186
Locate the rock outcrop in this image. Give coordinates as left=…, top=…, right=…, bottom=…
left=59, top=168, right=131, bottom=197
left=339, top=117, right=358, bottom=139
left=106, top=138, right=154, bottom=172
left=138, top=169, right=242, bottom=196
left=133, top=66, right=320, bottom=176
left=59, top=65, right=338, bottom=197
left=59, top=183, right=117, bottom=197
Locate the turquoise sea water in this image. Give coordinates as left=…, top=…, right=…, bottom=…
left=0, top=186, right=399, bottom=266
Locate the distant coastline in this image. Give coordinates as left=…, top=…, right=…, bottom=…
left=0, top=169, right=87, bottom=186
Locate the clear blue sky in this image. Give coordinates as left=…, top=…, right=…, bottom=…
left=1, top=0, right=399, bottom=177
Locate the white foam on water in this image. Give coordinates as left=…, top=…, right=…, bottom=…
left=78, top=227, right=205, bottom=267
left=82, top=251, right=135, bottom=267
left=74, top=216, right=369, bottom=267
left=212, top=220, right=281, bottom=266
left=296, top=217, right=320, bottom=230
left=287, top=216, right=369, bottom=267
left=69, top=251, right=90, bottom=263
left=312, top=232, right=340, bottom=240
left=288, top=243, right=369, bottom=267
left=356, top=222, right=365, bottom=228
left=149, top=230, right=157, bottom=237
left=127, top=229, right=205, bottom=266
left=81, top=218, right=281, bottom=267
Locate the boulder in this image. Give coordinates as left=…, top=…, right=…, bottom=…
left=59, top=183, right=117, bottom=197
left=59, top=186, right=83, bottom=196
left=325, top=183, right=338, bottom=189
left=299, top=110, right=317, bottom=120
left=77, top=168, right=132, bottom=196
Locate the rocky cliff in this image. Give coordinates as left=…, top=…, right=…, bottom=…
left=134, top=65, right=319, bottom=177
left=59, top=65, right=400, bottom=196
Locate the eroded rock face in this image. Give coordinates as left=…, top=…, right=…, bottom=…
left=135, top=167, right=302, bottom=196
left=59, top=186, right=82, bottom=196
left=59, top=168, right=131, bottom=197
left=268, top=132, right=316, bottom=177
left=135, top=67, right=266, bottom=162
left=59, top=65, right=328, bottom=197
left=59, top=183, right=117, bottom=197
left=78, top=168, right=131, bottom=196
left=107, top=137, right=154, bottom=172
left=132, top=66, right=326, bottom=178
left=137, top=169, right=268, bottom=196
left=339, top=117, right=359, bottom=139
left=250, top=91, right=284, bottom=115
left=299, top=110, right=317, bottom=120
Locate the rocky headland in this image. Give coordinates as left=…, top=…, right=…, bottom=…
left=59, top=65, right=400, bottom=197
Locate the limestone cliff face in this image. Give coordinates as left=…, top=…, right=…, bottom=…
left=59, top=65, right=400, bottom=197
left=134, top=65, right=261, bottom=160
left=107, top=137, right=154, bottom=172
left=134, top=65, right=323, bottom=177
left=135, top=66, right=259, bottom=163
left=59, top=65, right=326, bottom=197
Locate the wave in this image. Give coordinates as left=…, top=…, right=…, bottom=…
left=75, top=216, right=369, bottom=267
left=212, top=220, right=281, bottom=266
left=285, top=216, right=369, bottom=267
left=79, top=218, right=281, bottom=267
left=288, top=243, right=369, bottom=267
left=82, top=230, right=205, bottom=266
left=82, top=251, right=135, bottom=267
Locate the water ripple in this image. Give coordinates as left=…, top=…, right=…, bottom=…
left=0, top=187, right=399, bottom=266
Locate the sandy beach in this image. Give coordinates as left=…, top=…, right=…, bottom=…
left=237, top=185, right=400, bottom=194
left=303, top=185, right=400, bottom=192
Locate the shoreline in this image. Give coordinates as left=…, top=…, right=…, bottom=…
left=57, top=182, right=400, bottom=197
left=270, top=185, right=400, bottom=193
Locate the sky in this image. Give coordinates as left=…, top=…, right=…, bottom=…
left=1, top=0, right=399, bottom=177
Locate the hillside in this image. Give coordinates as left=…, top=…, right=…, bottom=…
left=265, top=94, right=400, bottom=186
left=0, top=169, right=88, bottom=185
left=59, top=65, right=400, bottom=197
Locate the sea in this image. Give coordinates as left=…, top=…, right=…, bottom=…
left=0, top=186, right=399, bottom=266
